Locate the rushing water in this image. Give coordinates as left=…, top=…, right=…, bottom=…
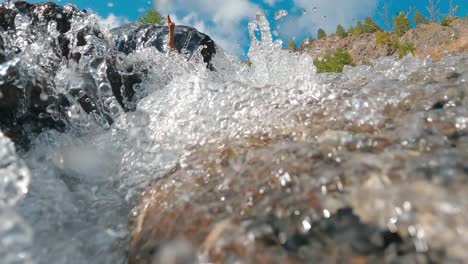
left=1, top=3, right=468, bottom=264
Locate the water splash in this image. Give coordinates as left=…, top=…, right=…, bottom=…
left=0, top=132, right=32, bottom=264
left=1, top=2, right=468, bottom=264
left=274, top=10, right=288, bottom=20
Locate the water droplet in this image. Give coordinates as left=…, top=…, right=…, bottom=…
left=301, top=218, right=312, bottom=232
left=99, top=83, right=112, bottom=95
left=278, top=172, right=291, bottom=187
left=39, top=91, right=49, bottom=101
left=274, top=10, right=288, bottom=20
left=66, top=104, right=81, bottom=119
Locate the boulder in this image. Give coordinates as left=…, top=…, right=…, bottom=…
left=111, top=22, right=216, bottom=69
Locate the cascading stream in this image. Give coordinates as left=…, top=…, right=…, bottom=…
left=0, top=2, right=468, bottom=264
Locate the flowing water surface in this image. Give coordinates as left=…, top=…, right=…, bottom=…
left=1, top=4, right=468, bottom=264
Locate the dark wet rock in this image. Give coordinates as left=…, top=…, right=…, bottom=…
left=111, top=22, right=216, bottom=69
left=0, top=1, right=217, bottom=147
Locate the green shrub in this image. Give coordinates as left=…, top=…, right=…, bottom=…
left=398, top=42, right=415, bottom=57
left=363, top=17, right=380, bottom=33
left=336, top=24, right=347, bottom=38
left=286, top=39, right=297, bottom=50
left=139, top=9, right=164, bottom=24
left=375, top=31, right=389, bottom=45
left=356, top=21, right=364, bottom=34
left=317, top=28, right=327, bottom=39
left=393, top=11, right=411, bottom=36
left=348, top=26, right=359, bottom=36
left=441, top=16, right=455, bottom=27
left=313, top=48, right=354, bottom=73
left=390, top=40, right=415, bottom=57
left=348, top=18, right=378, bottom=36
left=413, top=10, right=429, bottom=26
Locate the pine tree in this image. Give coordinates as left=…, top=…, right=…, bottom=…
left=393, top=11, right=411, bottom=36
left=317, top=28, right=327, bottom=39
left=139, top=9, right=164, bottom=24
left=413, top=10, right=429, bottom=26
left=363, top=17, right=380, bottom=33
left=336, top=24, right=347, bottom=38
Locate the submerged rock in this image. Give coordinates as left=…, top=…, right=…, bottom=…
left=0, top=1, right=216, bottom=147
left=129, top=55, right=468, bottom=263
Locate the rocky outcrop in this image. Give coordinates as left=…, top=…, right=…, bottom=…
left=0, top=1, right=216, bottom=147
left=303, top=18, right=468, bottom=63
left=400, top=22, right=457, bottom=53
left=303, top=33, right=395, bottom=64
left=405, top=19, right=468, bottom=60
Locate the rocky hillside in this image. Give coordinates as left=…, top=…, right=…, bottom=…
left=301, top=18, right=468, bottom=64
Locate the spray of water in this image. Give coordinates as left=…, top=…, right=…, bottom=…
left=1, top=3, right=468, bottom=264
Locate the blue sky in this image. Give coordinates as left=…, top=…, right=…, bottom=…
left=27, top=0, right=468, bottom=57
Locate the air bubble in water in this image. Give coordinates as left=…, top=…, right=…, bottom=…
left=40, top=91, right=49, bottom=101
left=0, top=207, right=33, bottom=264
left=123, top=110, right=150, bottom=139
left=66, top=104, right=81, bottom=119
left=274, top=10, right=288, bottom=20
left=0, top=133, right=30, bottom=206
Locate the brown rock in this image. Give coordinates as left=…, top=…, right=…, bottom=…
left=304, top=33, right=395, bottom=64
left=302, top=19, right=468, bottom=64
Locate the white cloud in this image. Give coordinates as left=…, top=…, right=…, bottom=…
left=155, top=0, right=260, bottom=56
left=263, top=0, right=281, bottom=6
left=153, top=0, right=377, bottom=55
left=279, top=0, right=377, bottom=39
left=97, top=13, right=130, bottom=29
